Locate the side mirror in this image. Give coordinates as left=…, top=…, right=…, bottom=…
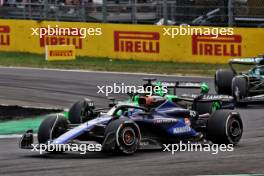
left=200, top=82, right=209, bottom=94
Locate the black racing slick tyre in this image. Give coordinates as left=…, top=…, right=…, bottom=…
left=232, top=77, right=248, bottom=107
left=103, top=118, right=141, bottom=155
left=193, top=102, right=214, bottom=115
left=68, top=99, right=95, bottom=124
left=215, top=69, right=234, bottom=95
left=38, top=114, right=69, bottom=144
left=207, top=110, right=243, bottom=145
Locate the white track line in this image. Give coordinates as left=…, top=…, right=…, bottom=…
left=0, top=66, right=212, bottom=78
left=0, top=134, right=37, bottom=139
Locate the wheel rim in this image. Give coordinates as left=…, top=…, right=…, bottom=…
left=121, top=127, right=136, bottom=146
left=228, top=118, right=242, bottom=141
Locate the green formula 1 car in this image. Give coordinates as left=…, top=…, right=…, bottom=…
left=215, top=55, right=264, bottom=106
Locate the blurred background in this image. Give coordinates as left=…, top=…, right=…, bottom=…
left=0, top=0, right=263, bottom=27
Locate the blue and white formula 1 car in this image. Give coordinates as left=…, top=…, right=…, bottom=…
left=20, top=96, right=243, bottom=155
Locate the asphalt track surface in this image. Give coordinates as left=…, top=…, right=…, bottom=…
left=0, top=67, right=263, bottom=176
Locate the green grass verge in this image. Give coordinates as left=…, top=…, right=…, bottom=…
left=0, top=116, right=44, bottom=135
left=0, top=111, right=68, bottom=135
left=0, top=52, right=234, bottom=76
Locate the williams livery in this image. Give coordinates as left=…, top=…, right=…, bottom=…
left=67, top=78, right=235, bottom=124
left=215, top=55, right=264, bottom=106
left=20, top=79, right=243, bottom=155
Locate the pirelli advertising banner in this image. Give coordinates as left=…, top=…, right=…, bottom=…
left=0, top=19, right=263, bottom=63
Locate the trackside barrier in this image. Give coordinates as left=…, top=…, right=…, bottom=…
left=45, top=45, right=76, bottom=61
left=0, top=19, right=263, bottom=63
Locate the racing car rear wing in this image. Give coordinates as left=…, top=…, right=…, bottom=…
left=160, top=81, right=209, bottom=95
left=180, top=93, right=233, bottom=102
left=229, top=56, right=264, bottom=74
left=161, top=82, right=204, bottom=88
left=229, top=57, right=264, bottom=65
left=142, top=78, right=209, bottom=95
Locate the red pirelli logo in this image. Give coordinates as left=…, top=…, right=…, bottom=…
left=0, top=26, right=10, bottom=46
left=192, top=35, right=242, bottom=56
left=49, top=50, right=73, bottom=57
left=40, top=30, right=83, bottom=49
left=114, top=31, right=160, bottom=53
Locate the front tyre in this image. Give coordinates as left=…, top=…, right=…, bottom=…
left=38, top=114, right=69, bottom=144
left=207, top=110, right=243, bottom=145
left=103, top=118, right=141, bottom=155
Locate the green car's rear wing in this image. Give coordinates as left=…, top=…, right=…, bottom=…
left=229, top=56, right=264, bottom=74
left=142, top=78, right=209, bottom=96
left=160, top=81, right=209, bottom=95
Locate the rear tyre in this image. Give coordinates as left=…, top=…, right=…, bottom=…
left=193, top=102, right=214, bottom=115
left=207, top=110, right=243, bottom=145
left=38, top=114, right=69, bottom=144
left=232, top=77, right=248, bottom=107
left=215, top=69, right=234, bottom=95
left=103, top=118, right=140, bottom=155
left=68, top=99, right=95, bottom=124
